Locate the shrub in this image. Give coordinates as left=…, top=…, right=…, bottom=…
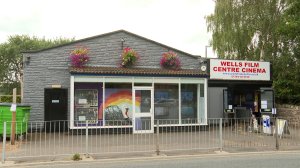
left=0, top=95, right=21, bottom=103
left=72, top=153, right=81, bottom=161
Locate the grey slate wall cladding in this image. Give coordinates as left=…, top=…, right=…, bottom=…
left=23, top=30, right=200, bottom=122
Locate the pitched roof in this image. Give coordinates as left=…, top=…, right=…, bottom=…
left=22, top=30, right=200, bottom=58
left=70, top=66, right=208, bottom=77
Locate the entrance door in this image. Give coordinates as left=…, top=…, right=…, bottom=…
left=133, top=87, right=154, bottom=133
left=45, top=88, right=68, bottom=131
left=223, top=89, right=234, bottom=114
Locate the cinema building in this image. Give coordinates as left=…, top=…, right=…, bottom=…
left=207, top=59, right=274, bottom=120
left=22, top=30, right=274, bottom=133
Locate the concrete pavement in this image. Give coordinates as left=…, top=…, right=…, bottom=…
left=1, top=123, right=300, bottom=166
left=1, top=150, right=300, bottom=168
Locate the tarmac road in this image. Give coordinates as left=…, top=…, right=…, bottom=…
left=2, top=151, right=300, bottom=168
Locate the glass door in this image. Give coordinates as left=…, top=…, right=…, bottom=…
left=133, top=87, right=154, bottom=133
left=223, top=89, right=235, bottom=118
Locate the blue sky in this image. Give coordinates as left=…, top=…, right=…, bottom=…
left=0, top=0, right=216, bottom=57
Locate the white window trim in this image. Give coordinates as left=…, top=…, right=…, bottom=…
left=178, top=81, right=182, bottom=125
left=73, top=76, right=205, bottom=84
left=197, top=84, right=200, bottom=122
left=204, top=78, right=208, bottom=125
left=70, top=76, right=75, bottom=129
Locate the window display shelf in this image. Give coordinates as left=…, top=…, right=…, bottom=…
left=75, top=89, right=98, bottom=106
left=74, top=89, right=98, bottom=124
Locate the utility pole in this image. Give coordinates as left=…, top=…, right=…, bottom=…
left=205, top=45, right=211, bottom=58
left=11, top=88, right=17, bottom=145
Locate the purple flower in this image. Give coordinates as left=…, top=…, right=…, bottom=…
left=160, top=51, right=181, bottom=70
left=120, top=47, right=139, bottom=68
left=70, top=47, right=90, bottom=67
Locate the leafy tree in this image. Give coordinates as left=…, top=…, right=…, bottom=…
left=206, top=0, right=300, bottom=104
left=274, top=0, right=300, bottom=103
left=206, top=0, right=286, bottom=61
left=0, top=35, right=74, bottom=94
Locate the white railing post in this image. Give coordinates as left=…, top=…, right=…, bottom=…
left=156, top=120, right=160, bottom=156
left=275, top=118, right=279, bottom=150
left=219, top=118, right=223, bottom=152
left=2, top=122, right=7, bottom=163
left=85, top=120, right=89, bottom=157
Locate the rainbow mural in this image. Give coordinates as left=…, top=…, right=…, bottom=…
left=99, top=89, right=141, bottom=120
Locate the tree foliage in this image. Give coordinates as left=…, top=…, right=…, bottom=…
left=206, top=0, right=286, bottom=60
left=206, top=0, right=300, bottom=104
left=274, top=0, right=300, bottom=103
left=0, top=35, right=74, bottom=94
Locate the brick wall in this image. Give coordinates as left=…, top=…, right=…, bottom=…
left=277, top=104, right=300, bottom=125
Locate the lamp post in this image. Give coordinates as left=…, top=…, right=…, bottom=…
left=205, top=45, right=211, bottom=58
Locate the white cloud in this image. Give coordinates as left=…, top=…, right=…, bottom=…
left=0, top=0, right=216, bottom=57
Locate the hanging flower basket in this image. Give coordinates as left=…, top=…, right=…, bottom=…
left=160, top=51, right=181, bottom=70
left=120, top=47, right=139, bottom=68
left=70, top=47, right=89, bottom=67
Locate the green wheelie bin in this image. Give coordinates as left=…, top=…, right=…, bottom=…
left=0, top=103, right=31, bottom=138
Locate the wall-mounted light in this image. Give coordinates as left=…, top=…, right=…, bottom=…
left=121, top=38, right=125, bottom=50
left=198, top=57, right=207, bottom=64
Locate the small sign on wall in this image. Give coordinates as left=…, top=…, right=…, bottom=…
left=51, top=84, right=61, bottom=88
left=10, top=104, right=17, bottom=112
left=272, top=108, right=277, bottom=115
left=52, top=100, right=60, bottom=103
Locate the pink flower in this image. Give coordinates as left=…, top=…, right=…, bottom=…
left=70, top=47, right=90, bottom=67
left=120, top=47, right=139, bottom=67
left=160, top=51, right=181, bottom=70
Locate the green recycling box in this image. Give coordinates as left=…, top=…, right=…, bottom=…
left=0, top=103, right=30, bottom=136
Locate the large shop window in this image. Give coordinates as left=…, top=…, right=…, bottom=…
left=154, top=84, right=179, bottom=124
left=104, top=83, right=132, bottom=126
left=74, top=83, right=103, bottom=126
left=181, top=84, right=198, bottom=124
left=73, top=79, right=206, bottom=127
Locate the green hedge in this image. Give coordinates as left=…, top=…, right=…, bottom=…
left=0, top=96, right=21, bottom=103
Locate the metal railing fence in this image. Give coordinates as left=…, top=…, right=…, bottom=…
left=1, top=117, right=300, bottom=162
left=222, top=117, right=300, bottom=151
